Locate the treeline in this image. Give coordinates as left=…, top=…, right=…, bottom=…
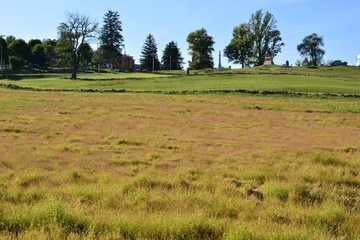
left=0, top=9, right=328, bottom=78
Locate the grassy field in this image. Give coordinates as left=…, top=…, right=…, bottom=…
left=1, top=66, right=360, bottom=94
left=0, top=85, right=360, bottom=239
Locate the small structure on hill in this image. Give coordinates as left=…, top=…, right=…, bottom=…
left=357, top=55, right=360, bottom=67
left=217, top=51, right=223, bottom=71
left=302, top=58, right=309, bottom=66
left=263, top=52, right=274, bottom=65
left=113, top=54, right=137, bottom=71
left=333, top=60, right=342, bottom=66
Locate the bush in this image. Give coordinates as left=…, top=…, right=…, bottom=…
left=9, top=56, right=23, bottom=70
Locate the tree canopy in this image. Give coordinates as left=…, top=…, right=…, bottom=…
left=8, top=39, right=31, bottom=64
left=0, top=37, right=9, bottom=65
left=99, top=10, right=124, bottom=65
left=297, top=33, right=325, bottom=66
left=224, top=23, right=254, bottom=68
left=161, top=41, right=184, bottom=70
left=28, top=39, right=42, bottom=49
left=140, top=34, right=160, bottom=71
left=57, top=12, right=97, bottom=79
left=31, top=44, right=46, bottom=66
left=249, top=10, right=284, bottom=66
left=186, top=28, right=214, bottom=70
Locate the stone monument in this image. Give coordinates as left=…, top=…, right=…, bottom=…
left=263, top=51, right=274, bottom=65
left=302, top=58, right=309, bottom=66
left=217, top=51, right=223, bottom=71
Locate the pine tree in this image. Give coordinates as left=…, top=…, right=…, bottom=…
left=161, top=41, right=184, bottom=70
left=140, top=34, right=160, bottom=71
left=99, top=10, right=124, bottom=64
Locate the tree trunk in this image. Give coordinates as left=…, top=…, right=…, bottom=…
left=71, top=70, right=77, bottom=79
left=71, top=59, right=79, bottom=79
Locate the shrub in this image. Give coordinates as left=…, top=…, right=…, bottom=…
left=9, top=56, right=23, bottom=71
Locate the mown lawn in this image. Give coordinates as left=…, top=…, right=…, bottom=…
left=0, top=90, right=360, bottom=239
left=1, top=66, right=360, bottom=94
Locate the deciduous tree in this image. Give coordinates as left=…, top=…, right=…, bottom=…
left=249, top=10, right=284, bottom=66
left=31, top=44, right=46, bottom=66
left=161, top=41, right=184, bottom=70
left=224, top=23, right=253, bottom=68
left=297, top=33, right=325, bottom=66
left=8, top=39, right=31, bottom=64
left=43, top=39, right=57, bottom=67
left=6, top=36, right=16, bottom=46
left=28, top=39, right=42, bottom=49
left=186, top=28, right=214, bottom=70
left=57, top=12, right=97, bottom=79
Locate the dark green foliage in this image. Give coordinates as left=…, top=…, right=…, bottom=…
left=79, top=42, right=94, bottom=68
left=161, top=41, right=184, bottom=70
left=5, top=35, right=16, bottom=46
left=249, top=10, right=284, bottom=66
left=43, top=39, right=57, bottom=67
left=0, top=37, right=9, bottom=65
left=297, top=33, right=325, bottom=66
left=28, top=39, right=42, bottom=49
left=31, top=44, right=46, bottom=66
left=57, top=12, right=97, bottom=79
left=9, top=56, right=23, bottom=70
left=8, top=39, right=31, bottom=64
left=99, top=10, right=124, bottom=65
left=186, top=28, right=215, bottom=70
left=224, top=23, right=254, bottom=68
left=140, top=34, right=160, bottom=71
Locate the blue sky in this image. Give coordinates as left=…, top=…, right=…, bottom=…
left=1, top=0, right=360, bottom=67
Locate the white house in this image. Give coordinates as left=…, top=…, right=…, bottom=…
left=357, top=54, right=360, bottom=67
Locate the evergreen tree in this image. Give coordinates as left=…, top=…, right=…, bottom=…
left=140, top=34, right=160, bottom=71
left=99, top=10, right=124, bottom=65
left=186, top=28, right=214, bottom=70
left=161, top=41, right=184, bottom=70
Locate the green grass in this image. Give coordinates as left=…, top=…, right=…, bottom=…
left=1, top=66, right=360, bottom=94
left=0, top=67, right=360, bottom=239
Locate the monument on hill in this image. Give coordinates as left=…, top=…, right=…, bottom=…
left=263, top=51, right=274, bottom=65
left=357, top=54, right=360, bottom=67
left=217, top=51, right=223, bottom=71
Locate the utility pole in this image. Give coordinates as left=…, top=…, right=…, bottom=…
left=152, top=53, right=155, bottom=72
left=169, top=55, right=171, bottom=71
left=0, top=35, right=4, bottom=78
